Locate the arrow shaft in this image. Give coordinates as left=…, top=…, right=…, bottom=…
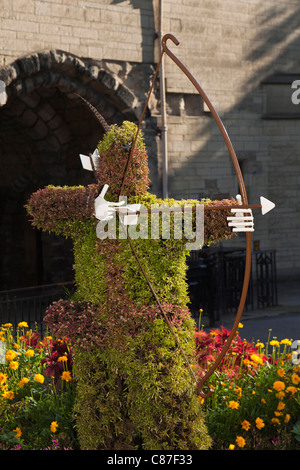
left=117, top=203, right=261, bottom=216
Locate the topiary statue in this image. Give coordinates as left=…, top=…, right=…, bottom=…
left=26, top=117, right=238, bottom=450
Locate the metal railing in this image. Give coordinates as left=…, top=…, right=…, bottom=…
left=0, top=282, right=74, bottom=336
left=186, top=248, right=277, bottom=326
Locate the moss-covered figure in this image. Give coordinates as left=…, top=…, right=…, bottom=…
left=26, top=121, right=236, bottom=450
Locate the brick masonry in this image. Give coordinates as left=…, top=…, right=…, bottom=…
left=0, top=0, right=299, bottom=286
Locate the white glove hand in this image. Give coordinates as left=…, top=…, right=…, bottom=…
left=94, top=184, right=125, bottom=221
left=227, top=194, right=254, bottom=232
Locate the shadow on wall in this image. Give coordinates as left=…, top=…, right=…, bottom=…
left=164, top=4, right=300, bottom=276
left=111, top=0, right=156, bottom=63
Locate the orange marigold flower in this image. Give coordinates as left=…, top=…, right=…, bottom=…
left=250, top=354, right=263, bottom=365
left=241, top=420, right=251, bottom=431
left=291, top=374, right=300, bottom=385
left=5, top=350, right=17, bottom=361
left=13, top=427, right=22, bottom=438
left=281, top=339, right=292, bottom=346
left=277, top=401, right=285, bottom=411
left=271, top=418, right=280, bottom=426
left=18, top=377, right=29, bottom=387
left=2, top=390, right=14, bottom=400
left=273, top=381, right=285, bottom=391
left=236, top=436, right=246, bottom=448
left=50, top=421, right=58, bottom=433
left=9, top=361, right=19, bottom=370
left=277, top=368, right=285, bottom=377
left=61, top=371, right=72, bottom=382
left=25, top=349, right=35, bottom=357
left=286, top=386, right=297, bottom=395
left=228, top=400, right=239, bottom=409
left=34, top=374, right=44, bottom=384
left=255, top=417, right=265, bottom=430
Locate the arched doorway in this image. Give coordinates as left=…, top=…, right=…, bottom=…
left=0, top=50, right=138, bottom=290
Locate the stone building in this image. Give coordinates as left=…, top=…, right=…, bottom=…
left=0, top=0, right=299, bottom=292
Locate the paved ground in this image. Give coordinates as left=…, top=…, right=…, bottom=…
left=205, top=280, right=300, bottom=344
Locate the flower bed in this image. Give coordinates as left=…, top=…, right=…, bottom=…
left=0, top=320, right=299, bottom=450
left=195, top=323, right=300, bottom=450
left=0, top=322, right=77, bottom=450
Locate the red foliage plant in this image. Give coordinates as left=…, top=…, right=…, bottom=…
left=195, top=326, right=267, bottom=379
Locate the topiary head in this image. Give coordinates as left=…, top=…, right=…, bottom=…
left=96, top=121, right=150, bottom=199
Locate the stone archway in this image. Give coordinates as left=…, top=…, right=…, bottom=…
left=0, top=50, right=139, bottom=289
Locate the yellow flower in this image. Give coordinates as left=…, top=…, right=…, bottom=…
left=271, top=418, right=280, bottom=426
left=276, top=391, right=285, bottom=400
left=284, top=414, right=291, bottom=423
left=270, top=340, right=280, bottom=347
left=2, top=390, right=14, bottom=400
left=13, top=343, right=20, bottom=349
left=198, top=396, right=204, bottom=404
left=261, top=398, right=266, bottom=404
left=234, top=386, right=242, bottom=397
left=238, top=323, right=243, bottom=328
left=286, top=386, right=297, bottom=395
left=25, top=349, right=35, bottom=357
left=255, top=342, right=264, bottom=349
left=34, top=374, right=44, bottom=384
left=255, top=417, right=265, bottom=430
left=281, top=339, right=292, bottom=346
left=5, top=349, right=18, bottom=361
left=18, top=321, right=28, bottom=328
left=13, top=427, right=22, bottom=438
left=58, top=355, right=68, bottom=362
left=291, top=374, right=300, bottom=385
left=277, top=401, right=285, bottom=411
left=0, top=373, right=7, bottom=385
left=228, top=400, right=239, bottom=410
left=61, top=371, right=72, bottom=382
left=18, top=377, right=29, bottom=387
left=9, top=361, right=19, bottom=370
left=250, top=354, right=263, bottom=365
left=50, top=421, right=58, bottom=433
left=241, top=419, right=250, bottom=431
left=229, top=444, right=235, bottom=450
left=3, top=323, right=12, bottom=328
left=236, top=436, right=246, bottom=448
left=273, top=381, right=285, bottom=392
left=277, top=368, right=285, bottom=377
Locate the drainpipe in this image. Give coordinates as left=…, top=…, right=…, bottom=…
left=158, top=0, right=168, bottom=199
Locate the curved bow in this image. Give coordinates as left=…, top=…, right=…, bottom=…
left=124, top=34, right=252, bottom=398
left=161, top=34, right=252, bottom=398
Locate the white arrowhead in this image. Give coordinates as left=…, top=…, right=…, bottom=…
left=260, top=196, right=275, bottom=215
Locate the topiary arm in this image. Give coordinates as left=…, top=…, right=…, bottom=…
left=25, top=184, right=99, bottom=235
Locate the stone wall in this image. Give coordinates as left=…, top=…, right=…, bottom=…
left=0, top=0, right=300, bottom=286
